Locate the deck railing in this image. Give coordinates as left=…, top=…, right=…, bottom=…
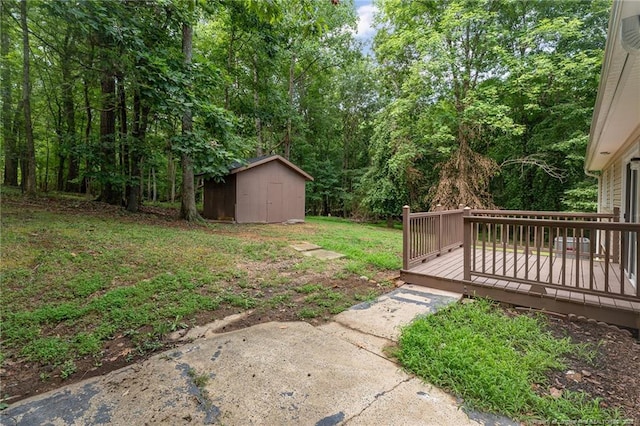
left=402, top=206, right=464, bottom=269
left=463, top=213, right=640, bottom=302
left=469, top=208, right=620, bottom=262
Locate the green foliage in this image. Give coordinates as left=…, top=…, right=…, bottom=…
left=562, top=181, right=598, bottom=212
left=219, top=292, right=257, bottom=309
left=60, top=360, right=77, bottom=379
left=21, top=337, right=71, bottom=365
left=187, top=367, right=210, bottom=390
left=373, top=0, right=609, bottom=211
left=294, top=284, right=325, bottom=294
left=5, top=0, right=607, bottom=217
left=397, top=299, right=624, bottom=422
left=297, top=307, right=320, bottom=319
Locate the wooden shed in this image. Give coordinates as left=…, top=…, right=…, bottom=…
left=203, top=155, right=314, bottom=223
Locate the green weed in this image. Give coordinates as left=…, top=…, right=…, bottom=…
left=397, top=299, right=625, bottom=422
left=219, top=292, right=257, bottom=309
left=134, top=333, right=163, bottom=355
left=187, top=368, right=210, bottom=389
left=73, top=332, right=102, bottom=357
left=266, top=294, right=293, bottom=308
left=305, top=290, right=344, bottom=308
left=298, top=308, right=320, bottom=319
left=60, top=360, right=77, bottom=379
left=354, top=290, right=380, bottom=303
left=21, top=337, right=70, bottom=365
left=294, top=284, right=324, bottom=294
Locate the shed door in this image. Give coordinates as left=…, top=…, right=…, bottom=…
left=267, top=183, right=283, bottom=223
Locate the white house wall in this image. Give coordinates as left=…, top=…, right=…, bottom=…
left=600, top=139, right=640, bottom=216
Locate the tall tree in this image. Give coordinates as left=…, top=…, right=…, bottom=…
left=371, top=0, right=608, bottom=212
left=180, top=0, right=199, bottom=221
left=20, top=0, right=36, bottom=195
left=1, top=0, right=18, bottom=186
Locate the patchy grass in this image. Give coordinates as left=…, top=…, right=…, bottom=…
left=0, top=190, right=398, bottom=395
left=396, top=299, right=626, bottom=423
left=305, top=216, right=402, bottom=272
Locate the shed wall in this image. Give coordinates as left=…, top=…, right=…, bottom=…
left=202, top=175, right=236, bottom=220
left=235, top=161, right=306, bottom=223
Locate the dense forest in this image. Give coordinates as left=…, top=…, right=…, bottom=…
left=0, top=0, right=610, bottom=221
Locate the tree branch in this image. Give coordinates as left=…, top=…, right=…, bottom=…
left=501, top=154, right=566, bottom=182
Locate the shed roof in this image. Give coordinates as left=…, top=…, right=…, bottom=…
left=229, top=155, right=314, bottom=181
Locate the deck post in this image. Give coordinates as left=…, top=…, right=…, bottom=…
left=438, top=211, right=443, bottom=255
left=403, top=205, right=410, bottom=270
left=463, top=207, right=472, bottom=281
left=613, top=207, right=620, bottom=263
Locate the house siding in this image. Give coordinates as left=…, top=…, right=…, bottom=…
left=599, top=139, right=640, bottom=218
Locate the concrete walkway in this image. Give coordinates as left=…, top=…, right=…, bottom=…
left=0, top=285, right=516, bottom=426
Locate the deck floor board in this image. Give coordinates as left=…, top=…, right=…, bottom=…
left=405, top=248, right=640, bottom=314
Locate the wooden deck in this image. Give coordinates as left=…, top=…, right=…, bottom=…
left=401, top=248, right=640, bottom=329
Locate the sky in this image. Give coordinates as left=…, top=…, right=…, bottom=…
left=353, top=0, right=378, bottom=42
left=353, top=0, right=378, bottom=55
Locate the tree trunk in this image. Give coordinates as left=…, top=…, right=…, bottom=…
left=167, top=153, right=176, bottom=203
left=117, top=74, right=127, bottom=174
left=180, top=4, right=200, bottom=221
left=61, top=37, right=78, bottom=192
left=57, top=152, right=65, bottom=191
left=152, top=167, right=157, bottom=202
left=98, top=68, right=120, bottom=204
left=81, top=74, right=92, bottom=194
left=20, top=0, right=36, bottom=195
left=44, top=137, right=50, bottom=191
left=117, top=74, right=130, bottom=205
left=127, top=89, right=140, bottom=212
left=1, top=1, right=18, bottom=186
left=284, top=52, right=295, bottom=160
left=253, top=54, right=263, bottom=156
left=127, top=91, right=149, bottom=213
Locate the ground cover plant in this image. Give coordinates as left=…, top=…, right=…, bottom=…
left=397, top=299, right=634, bottom=423
left=0, top=190, right=400, bottom=403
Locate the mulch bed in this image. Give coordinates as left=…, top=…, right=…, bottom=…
left=510, top=306, right=640, bottom=424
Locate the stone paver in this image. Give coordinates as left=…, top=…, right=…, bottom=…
left=332, top=284, right=462, bottom=340
left=301, top=248, right=345, bottom=260
left=289, top=242, right=322, bottom=252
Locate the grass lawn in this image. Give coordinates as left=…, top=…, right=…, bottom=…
left=0, top=190, right=401, bottom=400
left=396, top=299, right=628, bottom=423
